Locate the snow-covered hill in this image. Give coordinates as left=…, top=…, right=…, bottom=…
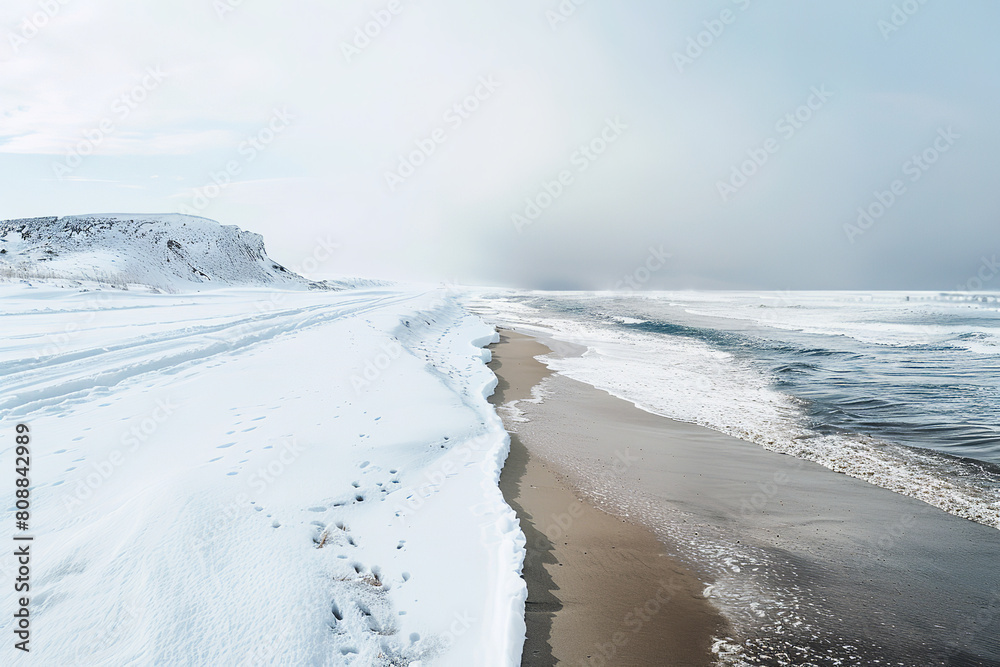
left=0, top=213, right=327, bottom=292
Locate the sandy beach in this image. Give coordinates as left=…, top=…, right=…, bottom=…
left=490, top=331, right=727, bottom=666
left=489, top=329, right=1000, bottom=666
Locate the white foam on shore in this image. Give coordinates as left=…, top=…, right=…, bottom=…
left=501, top=373, right=860, bottom=667
left=470, top=293, right=1000, bottom=531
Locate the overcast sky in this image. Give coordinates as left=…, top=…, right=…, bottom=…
left=1, top=1, right=998, bottom=290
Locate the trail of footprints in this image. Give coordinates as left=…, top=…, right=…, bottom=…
left=260, top=458, right=432, bottom=664
left=236, top=312, right=480, bottom=662
left=321, top=546, right=427, bottom=664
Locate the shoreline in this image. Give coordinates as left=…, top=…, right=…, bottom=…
left=488, top=327, right=1000, bottom=666
left=489, top=330, right=727, bottom=666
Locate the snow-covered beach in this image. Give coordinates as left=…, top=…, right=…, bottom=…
left=0, top=282, right=526, bottom=665
left=5, top=1, right=999, bottom=662
left=3, top=215, right=1000, bottom=665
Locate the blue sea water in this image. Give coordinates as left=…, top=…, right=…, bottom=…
left=476, top=289, right=1000, bottom=665
left=478, top=290, right=1000, bottom=527
left=625, top=297, right=1000, bottom=464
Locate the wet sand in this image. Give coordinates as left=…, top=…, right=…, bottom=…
left=490, top=329, right=1000, bottom=666
left=490, top=331, right=727, bottom=666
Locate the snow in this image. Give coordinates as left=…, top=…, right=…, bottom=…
left=0, top=283, right=526, bottom=665
left=0, top=213, right=326, bottom=292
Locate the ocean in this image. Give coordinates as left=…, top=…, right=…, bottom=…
left=473, top=289, right=1000, bottom=664
left=475, top=290, right=1000, bottom=530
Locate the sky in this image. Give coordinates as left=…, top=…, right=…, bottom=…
left=1, top=0, right=998, bottom=290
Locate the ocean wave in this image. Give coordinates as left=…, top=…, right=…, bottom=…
left=471, top=291, right=1000, bottom=531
